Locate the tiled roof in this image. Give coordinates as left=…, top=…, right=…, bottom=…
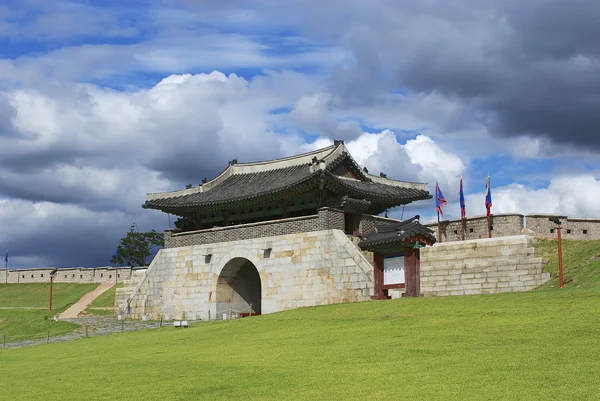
left=145, top=164, right=315, bottom=210
left=358, top=216, right=437, bottom=250
left=143, top=142, right=432, bottom=213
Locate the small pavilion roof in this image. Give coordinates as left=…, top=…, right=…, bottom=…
left=358, top=215, right=437, bottom=250
left=143, top=141, right=432, bottom=214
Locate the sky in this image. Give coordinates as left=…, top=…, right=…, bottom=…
left=1, top=0, right=600, bottom=268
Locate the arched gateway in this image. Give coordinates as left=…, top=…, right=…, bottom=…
left=216, top=257, right=261, bottom=318
left=125, top=141, right=437, bottom=320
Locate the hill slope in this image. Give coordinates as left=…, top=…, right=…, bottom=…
left=1, top=287, right=599, bottom=400
left=535, top=239, right=600, bottom=289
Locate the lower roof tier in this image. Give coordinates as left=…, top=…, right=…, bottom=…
left=143, top=169, right=431, bottom=215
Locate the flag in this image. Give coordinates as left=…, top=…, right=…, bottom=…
left=435, top=182, right=447, bottom=216
left=459, top=177, right=466, bottom=219
left=485, top=175, right=493, bottom=216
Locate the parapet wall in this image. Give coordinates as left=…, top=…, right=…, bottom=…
left=165, top=208, right=345, bottom=248
left=425, top=213, right=600, bottom=242
left=4, top=266, right=146, bottom=284
left=420, top=235, right=549, bottom=297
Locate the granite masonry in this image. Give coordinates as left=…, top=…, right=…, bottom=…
left=120, top=229, right=375, bottom=320
left=420, top=235, right=549, bottom=297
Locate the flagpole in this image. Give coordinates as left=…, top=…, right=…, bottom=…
left=437, top=210, right=441, bottom=243
left=462, top=217, right=466, bottom=241
left=4, top=252, right=7, bottom=284
left=487, top=213, right=491, bottom=238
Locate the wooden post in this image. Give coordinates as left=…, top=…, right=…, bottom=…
left=121, top=320, right=125, bottom=332
left=49, top=276, right=54, bottom=312
left=85, top=326, right=89, bottom=338
left=46, top=330, right=50, bottom=344
left=3, top=334, right=5, bottom=349
left=558, top=226, right=564, bottom=289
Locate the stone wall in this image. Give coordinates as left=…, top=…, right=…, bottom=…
left=420, top=235, right=549, bottom=297
left=525, top=215, right=600, bottom=240
left=164, top=207, right=345, bottom=248
left=359, top=214, right=399, bottom=235
left=424, top=214, right=524, bottom=242
left=123, top=229, right=375, bottom=320
left=424, top=213, right=600, bottom=242
left=4, top=267, right=146, bottom=284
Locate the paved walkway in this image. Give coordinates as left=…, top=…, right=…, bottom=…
left=59, top=282, right=115, bottom=319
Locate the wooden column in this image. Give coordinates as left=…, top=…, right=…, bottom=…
left=373, top=252, right=387, bottom=300
left=404, top=248, right=421, bottom=297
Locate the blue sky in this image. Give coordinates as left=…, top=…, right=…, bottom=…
left=1, top=0, right=600, bottom=268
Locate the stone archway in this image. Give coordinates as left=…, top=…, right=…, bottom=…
left=216, top=257, right=261, bottom=318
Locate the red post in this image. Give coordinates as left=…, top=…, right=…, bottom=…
left=437, top=211, right=441, bottom=243
left=49, top=276, right=53, bottom=312
left=557, top=226, right=563, bottom=289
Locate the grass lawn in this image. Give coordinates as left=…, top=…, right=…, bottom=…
left=0, top=283, right=98, bottom=309
left=0, top=283, right=98, bottom=341
left=0, top=309, right=81, bottom=341
left=534, top=239, right=600, bottom=289
left=1, top=287, right=599, bottom=400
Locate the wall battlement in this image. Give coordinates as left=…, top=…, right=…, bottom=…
left=3, top=266, right=147, bottom=284
left=424, top=213, right=600, bottom=242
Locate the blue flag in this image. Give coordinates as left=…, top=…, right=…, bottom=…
left=459, top=178, right=466, bottom=219
left=485, top=175, right=492, bottom=216
left=435, top=182, right=447, bottom=216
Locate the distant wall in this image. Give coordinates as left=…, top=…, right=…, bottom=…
left=425, top=213, right=600, bottom=242
left=420, top=235, right=549, bottom=297
left=4, top=267, right=147, bottom=284
left=524, top=215, right=600, bottom=240
left=424, top=214, right=524, bottom=242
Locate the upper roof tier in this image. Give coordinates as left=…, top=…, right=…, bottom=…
left=143, top=141, right=432, bottom=214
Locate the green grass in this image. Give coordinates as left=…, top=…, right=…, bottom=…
left=535, top=239, right=600, bottom=289
left=0, top=283, right=97, bottom=341
left=1, top=288, right=599, bottom=400
left=0, top=283, right=98, bottom=309
left=82, top=282, right=123, bottom=317
left=0, top=310, right=81, bottom=341
left=88, top=282, right=122, bottom=308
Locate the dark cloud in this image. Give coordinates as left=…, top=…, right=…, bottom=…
left=297, top=0, right=600, bottom=149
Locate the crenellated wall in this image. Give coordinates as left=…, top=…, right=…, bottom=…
left=3, top=267, right=146, bottom=284
left=425, top=213, right=600, bottom=242
left=424, top=214, right=524, bottom=242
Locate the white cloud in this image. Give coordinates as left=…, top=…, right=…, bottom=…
left=465, top=176, right=600, bottom=218
left=346, top=130, right=465, bottom=197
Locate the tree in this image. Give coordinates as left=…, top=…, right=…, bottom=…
left=111, top=224, right=164, bottom=267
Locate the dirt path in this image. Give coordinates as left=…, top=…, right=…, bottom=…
left=59, top=282, right=115, bottom=319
